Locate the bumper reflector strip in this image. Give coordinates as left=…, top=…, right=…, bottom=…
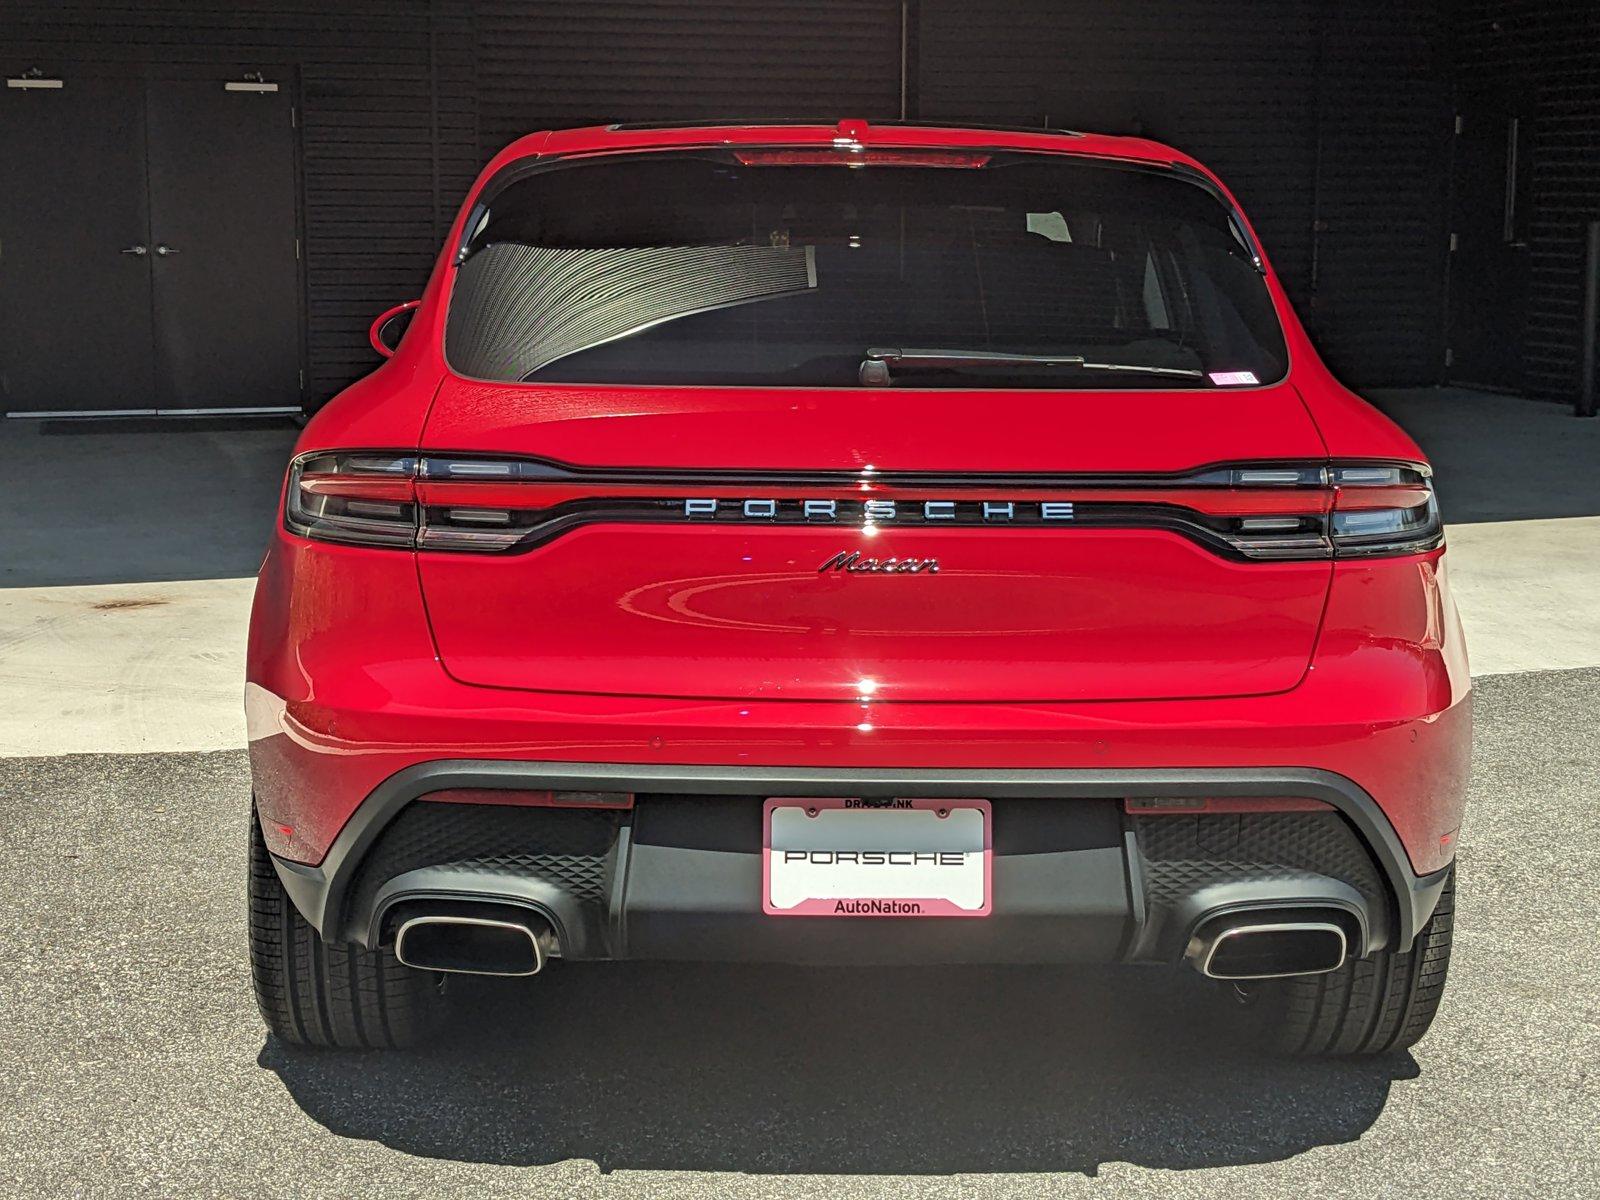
left=426, top=788, right=635, bottom=809
left=1124, top=797, right=1332, bottom=815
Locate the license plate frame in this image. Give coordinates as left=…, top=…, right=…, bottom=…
left=762, top=797, right=992, bottom=918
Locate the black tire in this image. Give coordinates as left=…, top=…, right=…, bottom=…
left=248, top=811, right=446, bottom=1049
left=1244, top=866, right=1455, bottom=1056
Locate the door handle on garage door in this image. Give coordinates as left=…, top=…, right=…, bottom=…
left=154, top=243, right=179, bottom=256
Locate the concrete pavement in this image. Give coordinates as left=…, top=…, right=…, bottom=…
left=0, top=578, right=256, bottom=756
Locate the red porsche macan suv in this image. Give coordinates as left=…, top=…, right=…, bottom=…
left=247, top=120, right=1468, bottom=1055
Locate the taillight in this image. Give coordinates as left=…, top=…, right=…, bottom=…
left=1327, top=463, right=1442, bottom=557
left=286, top=451, right=567, bottom=552
left=1187, top=461, right=1441, bottom=560
left=285, top=452, right=418, bottom=547
left=283, top=451, right=1443, bottom=561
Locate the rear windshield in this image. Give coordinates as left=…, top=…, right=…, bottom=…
left=445, top=149, right=1289, bottom=390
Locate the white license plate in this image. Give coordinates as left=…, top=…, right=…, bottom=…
left=763, top=797, right=991, bottom=917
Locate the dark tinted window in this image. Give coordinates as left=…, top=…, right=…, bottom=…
left=446, top=150, right=1288, bottom=389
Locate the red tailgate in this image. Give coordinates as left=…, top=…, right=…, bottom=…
left=414, top=378, right=1331, bottom=703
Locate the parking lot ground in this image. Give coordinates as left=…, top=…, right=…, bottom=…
left=0, top=667, right=1595, bottom=1198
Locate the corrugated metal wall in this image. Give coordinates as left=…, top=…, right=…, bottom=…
left=1, top=1, right=478, bottom=403
left=1457, top=1, right=1600, bottom=401
left=1312, top=1, right=1452, bottom=386
left=7, top=0, right=1580, bottom=404
left=473, top=0, right=904, bottom=157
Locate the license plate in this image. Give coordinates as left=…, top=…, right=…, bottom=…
left=763, top=797, right=991, bottom=917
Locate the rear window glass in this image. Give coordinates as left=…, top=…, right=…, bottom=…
left=445, top=150, right=1288, bottom=390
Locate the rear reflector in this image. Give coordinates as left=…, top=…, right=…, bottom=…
left=1124, top=797, right=1333, bottom=814
left=425, top=788, right=634, bottom=809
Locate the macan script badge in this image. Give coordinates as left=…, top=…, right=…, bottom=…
left=818, top=550, right=939, bottom=575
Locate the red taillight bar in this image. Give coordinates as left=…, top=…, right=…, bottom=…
left=296, top=473, right=414, bottom=502
left=413, top=479, right=1332, bottom=518
left=284, top=452, right=1440, bottom=560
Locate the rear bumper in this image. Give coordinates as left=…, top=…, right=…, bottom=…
left=247, top=539, right=1473, bottom=879
left=268, top=761, right=1451, bottom=966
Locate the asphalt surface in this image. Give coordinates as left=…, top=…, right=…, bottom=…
left=1, top=668, right=1596, bottom=1198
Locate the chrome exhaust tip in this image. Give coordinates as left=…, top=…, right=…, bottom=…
left=1189, top=919, right=1348, bottom=980
left=394, top=913, right=546, bottom=976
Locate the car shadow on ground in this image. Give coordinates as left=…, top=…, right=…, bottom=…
left=1366, top=388, right=1600, bottom=524
left=0, top=418, right=298, bottom=587
left=260, top=962, right=1414, bottom=1176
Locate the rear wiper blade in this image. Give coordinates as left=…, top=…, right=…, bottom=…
left=859, top=346, right=1204, bottom=386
